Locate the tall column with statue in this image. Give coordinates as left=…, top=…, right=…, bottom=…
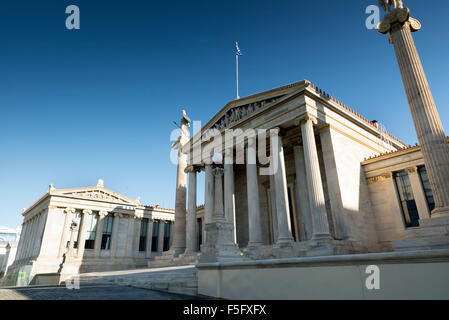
left=378, top=0, right=449, bottom=217
left=169, top=110, right=191, bottom=256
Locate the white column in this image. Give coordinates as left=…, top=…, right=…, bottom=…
left=294, top=145, right=313, bottom=241
left=134, top=217, right=142, bottom=257
left=16, top=222, right=28, bottom=260
left=269, top=175, right=278, bottom=244
left=145, top=220, right=154, bottom=258
left=94, top=211, right=108, bottom=258
left=271, top=129, right=295, bottom=246
left=25, top=218, right=37, bottom=259
left=33, top=210, right=47, bottom=257
left=110, top=213, right=121, bottom=258
left=300, top=115, right=332, bottom=241
left=204, top=162, right=215, bottom=244
left=246, top=136, right=263, bottom=246
left=58, top=208, right=75, bottom=258
left=224, top=148, right=237, bottom=244
left=77, top=209, right=92, bottom=258
left=185, top=167, right=199, bottom=254
left=158, top=221, right=165, bottom=253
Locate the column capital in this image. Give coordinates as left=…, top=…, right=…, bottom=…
left=212, top=167, right=224, bottom=177
left=114, top=212, right=123, bottom=218
left=295, top=113, right=318, bottom=126
left=99, top=210, right=109, bottom=217
left=378, top=7, right=421, bottom=37
left=82, top=209, right=93, bottom=215
left=64, top=207, right=76, bottom=214
left=185, top=165, right=202, bottom=173
left=408, top=166, right=418, bottom=174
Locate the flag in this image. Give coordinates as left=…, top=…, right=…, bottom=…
left=235, top=42, right=243, bottom=56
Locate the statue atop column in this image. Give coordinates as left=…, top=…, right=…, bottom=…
left=376, top=1, right=449, bottom=218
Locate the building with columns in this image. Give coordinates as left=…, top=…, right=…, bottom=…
left=162, top=79, right=449, bottom=270
left=2, top=180, right=175, bottom=286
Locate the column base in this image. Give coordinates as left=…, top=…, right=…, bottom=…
left=431, top=207, right=449, bottom=218
left=199, top=220, right=244, bottom=263
left=311, top=233, right=333, bottom=242
left=274, top=237, right=294, bottom=248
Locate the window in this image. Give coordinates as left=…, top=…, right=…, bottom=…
left=163, top=222, right=171, bottom=251
left=418, top=166, right=435, bottom=212
left=394, top=170, right=420, bottom=227
left=151, top=221, right=159, bottom=252
left=197, top=218, right=202, bottom=251
left=101, top=214, right=114, bottom=250
left=139, top=218, right=148, bottom=252
left=84, top=213, right=98, bottom=249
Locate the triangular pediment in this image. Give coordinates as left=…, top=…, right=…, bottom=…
left=53, top=187, right=138, bottom=205
left=200, top=80, right=309, bottom=135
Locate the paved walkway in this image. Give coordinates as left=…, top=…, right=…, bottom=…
left=0, top=284, right=201, bottom=300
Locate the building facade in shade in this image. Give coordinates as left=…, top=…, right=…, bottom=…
left=0, top=226, right=21, bottom=277
left=3, top=180, right=176, bottom=286
left=164, top=80, right=449, bottom=269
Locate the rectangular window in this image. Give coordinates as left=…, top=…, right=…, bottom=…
left=418, top=166, right=435, bottom=212
left=84, top=212, right=98, bottom=249
left=394, top=170, right=420, bottom=227
left=151, top=221, right=159, bottom=252
left=163, top=222, right=171, bottom=251
left=139, top=218, right=148, bottom=252
left=101, top=214, right=114, bottom=250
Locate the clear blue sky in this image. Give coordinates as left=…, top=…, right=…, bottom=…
left=1, top=0, right=448, bottom=228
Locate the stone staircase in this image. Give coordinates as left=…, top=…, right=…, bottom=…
left=78, top=265, right=198, bottom=296
left=148, top=252, right=200, bottom=268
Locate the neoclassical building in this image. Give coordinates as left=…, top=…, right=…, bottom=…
left=163, top=80, right=449, bottom=265
left=3, top=180, right=176, bottom=286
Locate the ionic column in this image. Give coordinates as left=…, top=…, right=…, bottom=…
left=158, top=220, right=165, bottom=253
left=15, top=222, right=28, bottom=261
left=169, top=111, right=190, bottom=255
left=300, top=115, right=332, bottom=241
left=145, top=219, right=154, bottom=258
left=77, top=209, right=92, bottom=258
left=378, top=5, right=449, bottom=217
left=58, top=208, right=75, bottom=258
left=133, top=216, right=142, bottom=257
left=271, top=128, right=294, bottom=246
left=246, top=137, right=263, bottom=246
left=185, top=166, right=199, bottom=254
left=33, top=210, right=47, bottom=257
left=94, top=211, right=108, bottom=258
left=293, top=145, right=313, bottom=241
left=110, top=213, right=121, bottom=258
left=67, top=219, right=78, bottom=258
left=269, top=175, right=278, bottom=244
left=213, top=167, right=225, bottom=221
left=204, top=161, right=215, bottom=244
left=408, top=167, right=431, bottom=219
left=224, top=148, right=237, bottom=244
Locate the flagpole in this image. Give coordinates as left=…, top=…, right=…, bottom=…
left=236, top=53, right=239, bottom=99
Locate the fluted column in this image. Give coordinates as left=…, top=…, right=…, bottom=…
left=246, top=136, right=263, bottom=246
left=224, top=148, right=237, bottom=244
left=293, top=145, right=313, bottom=241
left=185, top=166, right=199, bottom=254
left=110, top=213, right=121, bottom=258
left=169, top=110, right=190, bottom=255
left=271, top=129, right=295, bottom=246
left=268, top=175, right=278, bottom=244
left=300, top=115, right=332, bottom=241
left=378, top=5, right=449, bottom=217
left=158, top=220, right=165, bottom=253
left=204, top=161, right=215, bottom=244
left=94, top=211, right=108, bottom=258
left=58, top=208, right=75, bottom=258
left=77, top=209, right=92, bottom=258
left=133, top=216, right=142, bottom=257
left=67, top=219, right=78, bottom=258
left=145, top=220, right=154, bottom=258
left=213, top=167, right=225, bottom=221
